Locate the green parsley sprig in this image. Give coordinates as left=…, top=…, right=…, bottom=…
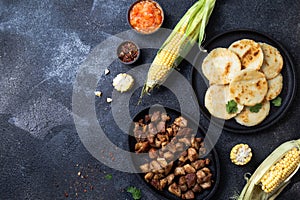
left=226, top=100, right=238, bottom=114
left=272, top=97, right=282, bottom=107
left=127, top=186, right=141, bottom=200
left=249, top=103, right=262, bottom=113
left=104, top=174, right=112, bottom=180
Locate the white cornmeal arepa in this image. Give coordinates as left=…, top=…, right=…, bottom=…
left=229, top=69, right=268, bottom=106
left=229, top=39, right=264, bottom=70
left=235, top=100, right=270, bottom=127
left=205, top=85, right=244, bottom=120
left=265, top=73, right=283, bottom=100
left=259, top=42, right=283, bottom=80
left=202, top=48, right=241, bottom=85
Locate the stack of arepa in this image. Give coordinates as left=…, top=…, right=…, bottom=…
left=202, top=39, right=283, bottom=127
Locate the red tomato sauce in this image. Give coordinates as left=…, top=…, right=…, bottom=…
left=129, top=0, right=163, bottom=34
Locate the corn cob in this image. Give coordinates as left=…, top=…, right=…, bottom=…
left=139, top=0, right=216, bottom=102
left=260, top=147, right=300, bottom=193
left=238, top=139, right=300, bottom=200
left=144, top=21, right=189, bottom=90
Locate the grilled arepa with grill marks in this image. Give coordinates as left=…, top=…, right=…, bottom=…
left=202, top=48, right=241, bottom=85
left=265, top=73, right=283, bottom=101
left=229, top=39, right=264, bottom=70
left=229, top=69, right=268, bottom=106
left=235, top=100, right=270, bottom=127
left=205, top=84, right=244, bottom=120
left=259, top=42, right=283, bottom=80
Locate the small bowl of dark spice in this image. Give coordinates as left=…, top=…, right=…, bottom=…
left=117, top=41, right=140, bottom=65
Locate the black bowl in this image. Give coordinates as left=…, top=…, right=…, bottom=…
left=128, top=106, right=220, bottom=200
left=116, top=40, right=140, bottom=65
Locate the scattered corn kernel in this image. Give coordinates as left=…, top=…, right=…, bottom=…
left=106, top=97, right=112, bottom=103
left=230, top=144, right=252, bottom=165
left=94, top=91, right=102, bottom=97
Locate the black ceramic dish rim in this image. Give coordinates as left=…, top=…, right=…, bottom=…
left=128, top=106, right=220, bottom=200
left=190, top=28, right=297, bottom=134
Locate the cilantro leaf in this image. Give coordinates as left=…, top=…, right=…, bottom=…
left=127, top=186, right=141, bottom=200
left=105, top=174, right=112, bottom=180
left=249, top=103, right=262, bottom=113
left=272, top=97, right=282, bottom=107
left=226, top=100, right=238, bottom=114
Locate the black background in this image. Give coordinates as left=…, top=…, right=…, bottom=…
left=0, top=0, right=300, bottom=199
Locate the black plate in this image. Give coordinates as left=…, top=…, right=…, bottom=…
left=128, top=106, right=220, bottom=200
left=191, top=29, right=296, bottom=134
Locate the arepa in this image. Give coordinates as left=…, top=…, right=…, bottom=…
left=205, top=85, right=244, bottom=120
left=265, top=73, right=283, bottom=101
left=259, top=42, right=283, bottom=79
left=229, top=39, right=264, bottom=70
left=229, top=69, right=268, bottom=106
left=235, top=100, right=270, bottom=127
left=202, top=48, right=241, bottom=84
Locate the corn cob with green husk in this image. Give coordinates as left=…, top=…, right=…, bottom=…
left=237, top=139, right=300, bottom=200
left=139, top=0, right=216, bottom=101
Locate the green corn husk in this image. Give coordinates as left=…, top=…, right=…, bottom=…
left=238, top=139, right=300, bottom=200
left=139, top=0, right=216, bottom=102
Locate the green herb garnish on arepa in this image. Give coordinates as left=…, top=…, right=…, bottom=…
left=250, top=103, right=263, bottom=113
left=272, top=97, right=282, bottom=107
left=226, top=100, right=238, bottom=114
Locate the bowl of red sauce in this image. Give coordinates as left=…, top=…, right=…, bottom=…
left=128, top=0, right=164, bottom=34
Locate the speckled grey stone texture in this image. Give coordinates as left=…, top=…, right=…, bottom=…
left=0, top=0, right=300, bottom=199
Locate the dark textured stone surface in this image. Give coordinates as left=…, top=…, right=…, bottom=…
left=0, top=0, right=299, bottom=199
